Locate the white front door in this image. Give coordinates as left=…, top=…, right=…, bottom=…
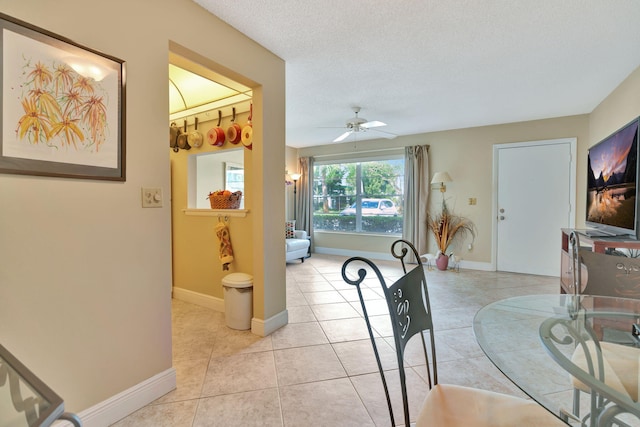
left=494, top=139, right=576, bottom=276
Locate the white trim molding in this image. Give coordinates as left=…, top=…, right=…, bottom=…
left=251, top=309, right=288, bottom=337
left=173, top=287, right=288, bottom=336
left=183, top=208, right=249, bottom=218
left=457, top=260, right=493, bottom=272
left=314, top=246, right=395, bottom=261
left=172, top=286, right=224, bottom=312
left=57, top=369, right=176, bottom=427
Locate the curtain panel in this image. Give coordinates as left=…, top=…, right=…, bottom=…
left=403, top=145, right=430, bottom=261
left=297, top=157, right=312, bottom=250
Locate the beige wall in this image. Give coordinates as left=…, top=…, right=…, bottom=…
left=298, top=64, right=640, bottom=264
left=2, top=0, right=639, bottom=415
left=0, top=0, right=285, bottom=415
left=590, top=67, right=640, bottom=147
left=299, top=115, right=590, bottom=263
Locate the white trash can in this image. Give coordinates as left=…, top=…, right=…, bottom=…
left=222, top=272, right=253, bottom=330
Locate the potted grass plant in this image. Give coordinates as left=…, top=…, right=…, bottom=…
left=427, top=201, right=476, bottom=270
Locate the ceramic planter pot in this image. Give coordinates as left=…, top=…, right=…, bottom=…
left=436, top=253, right=449, bottom=271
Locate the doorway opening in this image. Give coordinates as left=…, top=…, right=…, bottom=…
left=168, top=47, right=254, bottom=311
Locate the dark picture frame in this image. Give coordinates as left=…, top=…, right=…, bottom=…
left=0, top=13, right=126, bottom=181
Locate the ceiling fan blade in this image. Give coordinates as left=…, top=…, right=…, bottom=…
left=333, top=130, right=353, bottom=142
left=361, top=120, right=386, bottom=129
left=370, top=128, right=397, bottom=139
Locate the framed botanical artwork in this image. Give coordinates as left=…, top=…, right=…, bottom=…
left=0, top=13, right=126, bottom=181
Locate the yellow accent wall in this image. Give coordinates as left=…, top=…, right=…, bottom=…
left=170, top=110, right=254, bottom=299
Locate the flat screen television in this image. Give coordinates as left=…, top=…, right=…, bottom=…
left=586, top=116, right=640, bottom=238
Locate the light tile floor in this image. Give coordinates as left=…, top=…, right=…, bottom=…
left=112, top=254, right=562, bottom=427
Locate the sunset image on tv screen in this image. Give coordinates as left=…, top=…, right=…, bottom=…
left=586, top=120, right=638, bottom=231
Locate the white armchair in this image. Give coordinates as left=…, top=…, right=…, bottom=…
left=286, top=230, right=310, bottom=263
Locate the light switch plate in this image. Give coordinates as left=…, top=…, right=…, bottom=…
left=142, top=187, right=163, bottom=208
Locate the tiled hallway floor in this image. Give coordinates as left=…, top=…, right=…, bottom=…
left=112, top=254, right=561, bottom=426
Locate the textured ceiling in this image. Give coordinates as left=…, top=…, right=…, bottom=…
left=194, top=0, right=640, bottom=148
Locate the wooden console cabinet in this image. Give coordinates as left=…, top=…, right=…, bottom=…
left=560, top=228, right=640, bottom=294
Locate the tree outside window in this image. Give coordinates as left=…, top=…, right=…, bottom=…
left=312, top=157, right=404, bottom=234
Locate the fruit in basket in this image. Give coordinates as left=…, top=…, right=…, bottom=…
left=207, top=190, right=242, bottom=209
left=207, top=190, right=241, bottom=199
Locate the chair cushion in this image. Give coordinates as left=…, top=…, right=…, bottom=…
left=285, top=220, right=296, bottom=238
left=286, top=238, right=310, bottom=252
left=416, top=384, right=566, bottom=426
left=571, top=340, right=639, bottom=400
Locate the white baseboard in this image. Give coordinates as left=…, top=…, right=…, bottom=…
left=172, top=286, right=224, bottom=312
left=56, top=368, right=176, bottom=427
left=314, top=247, right=493, bottom=271
left=458, top=260, right=493, bottom=271
left=251, top=309, right=288, bottom=336
left=173, top=287, right=288, bottom=336
left=314, top=246, right=395, bottom=261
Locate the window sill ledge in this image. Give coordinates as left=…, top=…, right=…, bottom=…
left=183, top=209, right=249, bottom=218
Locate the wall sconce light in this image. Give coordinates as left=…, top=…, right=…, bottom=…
left=431, top=171, right=452, bottom=193
left=290, top=173, right=301, bottom=220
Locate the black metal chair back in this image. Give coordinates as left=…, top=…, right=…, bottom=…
left=341, top=239, right=436, bottom=427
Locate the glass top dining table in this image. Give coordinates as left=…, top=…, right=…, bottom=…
left=473, top=293, right=640, bottom=427
left=0, top=343, right=82, bottom=426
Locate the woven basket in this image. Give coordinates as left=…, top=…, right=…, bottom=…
left=208, top=191, right=242, bottom=209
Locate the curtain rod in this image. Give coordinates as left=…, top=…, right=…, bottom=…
left=310, top=144, right=428, bottom=159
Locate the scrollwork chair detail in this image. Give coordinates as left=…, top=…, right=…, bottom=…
left=570, top=231, right=640, bottom=299
left=569, top=231, right=640, bottom=422
left=541, top=311, right=640, bottom=426
left=341, top=239, right=565, bottom=427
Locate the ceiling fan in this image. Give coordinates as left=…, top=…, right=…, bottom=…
left=331, top=107, right=397, bottom=142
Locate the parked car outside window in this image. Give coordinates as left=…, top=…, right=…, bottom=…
left=339, top=198, right=398, bottom=216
